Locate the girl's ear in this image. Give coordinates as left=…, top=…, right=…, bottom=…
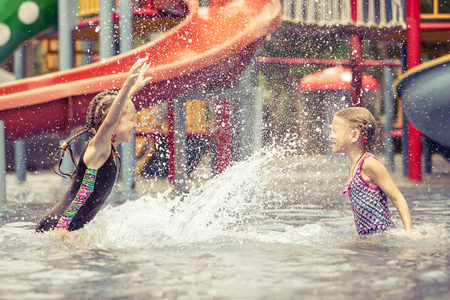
left=350, top=129, right=361, bottom=143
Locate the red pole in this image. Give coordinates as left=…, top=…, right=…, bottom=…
left=349, top=1, right=363, bottom=107
left=349, top=35, right=363, bottom=107
left=406, top=0, right=422, bottom=181
left=215, top=100, right=231, bottom=174
left=168, top=100, right=175, bottom=184
left=350, top=0, right=358, bottom=23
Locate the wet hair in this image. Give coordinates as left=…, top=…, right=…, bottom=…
left=335, top=107, right=377, bottom=152
left=53, top=90, right=122, bottom=179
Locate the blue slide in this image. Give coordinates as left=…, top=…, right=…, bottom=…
left=396, top=54, right=450, bottom=152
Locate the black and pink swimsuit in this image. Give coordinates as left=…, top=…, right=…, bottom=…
left=342, top=154, right=395, bottom=235
left=36, top=142, right=117, bottom=232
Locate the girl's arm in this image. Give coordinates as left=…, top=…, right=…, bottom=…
left=362, top=157, right=414, bottom=233
left=95, top=58, right=149, bottom=146
left=86, top=59, right=151, bottom=167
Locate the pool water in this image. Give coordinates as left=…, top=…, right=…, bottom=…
left=1, top=149, right=449, bottom=299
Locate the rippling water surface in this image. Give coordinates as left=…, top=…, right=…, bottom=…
left=1, top=149, right=449, bottom=299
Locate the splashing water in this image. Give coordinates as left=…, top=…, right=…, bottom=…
left=70, top=147, right=330, bottom=249
left=53, top=146, right=449, bottom=252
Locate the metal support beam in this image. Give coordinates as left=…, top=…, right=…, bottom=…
left=402, top=112, right=409, bottom=177
left=232, top=54, right=259, bottom=162
left=119, top=0, right=134, bottom=52
left=13, top=47, right=27, bottom=182
left=215, top=100, right=232, bottom=174
left=58, top=0, right=76, bottom=71
left=81, top=41, right=93, bottom=65
left=119, top=0, right=135, bottom=192
left=423, top=137, right=432, bottom=174
left=231, top=93, right=254, bottom=162
left=173, top=97, right=188, bottom=195
left=0, top=120, right=6, bottom=204
left=254, top=87, right=264, bottom=151
left=400, top=43, right=409, bottom=177
left=58, top=0, right=77, bottom=185
left=14, top=141, right=26, bottom=182
left=99, top=0, right=115, bottom=60
left=383, top=66, right=395, bottom=172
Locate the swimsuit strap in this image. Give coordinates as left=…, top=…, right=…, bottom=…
left=356, top=153, right=377, bottom=174
left=343, top=153, right=377, bottom=195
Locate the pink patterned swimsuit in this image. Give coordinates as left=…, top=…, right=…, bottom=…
left=36, top=141, right=117, bottom=232
left=342, top=154, right=395, bottom=235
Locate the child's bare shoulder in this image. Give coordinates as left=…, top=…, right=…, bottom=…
left=362, top=156, right=387, bottom=174
left=84, top=141, right=111, bottom=169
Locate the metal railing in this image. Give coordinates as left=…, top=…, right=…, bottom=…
left=281, top=0, right=406, bottom=28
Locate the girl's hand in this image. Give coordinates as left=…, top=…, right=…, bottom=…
left=126, top=58, right=153, bottom=96
left=407, top=230, right=427, bottom=240
left=50, top=228, right=69, bottom=236
left=130, top=62, right=153, bottom=96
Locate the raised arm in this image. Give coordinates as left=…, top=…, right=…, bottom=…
left=96, top=58, right=150, bottom=143
left=363, top=158, right=414, bottom=233
left=85, top=58, right=152, bottom=168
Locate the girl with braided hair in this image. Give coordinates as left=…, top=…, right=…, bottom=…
left=330, top=107, right=413, bottom=235
left=36, top=58, right=152, bottom=235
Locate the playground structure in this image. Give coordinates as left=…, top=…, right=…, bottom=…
left=134, top=100, right=215, bottom=177
left=393, top=0, right=450, bottom=180
left=0, top=0, right=281, bottom=199
left=261, top=0, right=450, bottom=181
left=1, top=0, right=450, bottom=202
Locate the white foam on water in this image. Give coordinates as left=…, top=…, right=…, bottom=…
left=60, top=147, right=340, bottom=249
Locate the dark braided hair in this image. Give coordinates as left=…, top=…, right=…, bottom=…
left=53, top=90, right=122, bottom=179
left=335, top=107, right=377, bottom=152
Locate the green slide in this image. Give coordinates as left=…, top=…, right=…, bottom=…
left=0, top=0, right=57, bottom=66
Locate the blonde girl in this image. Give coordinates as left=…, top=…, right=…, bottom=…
left=36, top=58, right=152, bottom=235
left=330, top=107, right=413, bottom=235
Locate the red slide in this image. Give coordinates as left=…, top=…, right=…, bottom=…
left=0, top=0, right=281, bottom=142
